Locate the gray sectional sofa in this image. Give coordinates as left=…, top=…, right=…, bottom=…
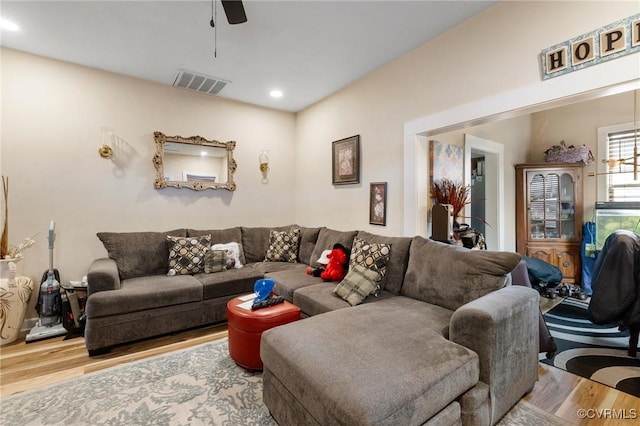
left=85, top=225, right=540, bottom=426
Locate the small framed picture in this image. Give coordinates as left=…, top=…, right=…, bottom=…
left=369, top=182, right=387, bottom=226
left=332, top=135, right=360, bottom=185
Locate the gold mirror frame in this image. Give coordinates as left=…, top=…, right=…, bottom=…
left=153, top=131, right=237, bottom=191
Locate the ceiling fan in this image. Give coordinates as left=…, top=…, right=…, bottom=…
left=210, top=0, right=247, bottom=27
left=209, top=0, right=247, bottom=57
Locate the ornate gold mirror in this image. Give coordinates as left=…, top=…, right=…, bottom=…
left=153, top=131, right=237, bottom=191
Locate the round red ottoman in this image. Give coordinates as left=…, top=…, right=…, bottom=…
left=227, top=295, right=301, bottom=371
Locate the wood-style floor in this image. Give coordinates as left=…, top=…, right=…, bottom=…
left=1, top=309, right=639, bottom=425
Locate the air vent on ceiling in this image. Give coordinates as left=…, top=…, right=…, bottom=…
left=172, top=70, right=230, bottom=96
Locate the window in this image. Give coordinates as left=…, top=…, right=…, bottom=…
left=597, top=123, right=640, bottom=202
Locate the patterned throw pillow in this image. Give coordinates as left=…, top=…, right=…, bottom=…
left=211, top=242, right=244, bottom=269
left=167, top=235, right=211, bottom=275
left=204, top=250, right=228, bottom=273
left=333, top=264, right=382, bottom=306
left=264, top=228, right=301, bottom=263
left=350, top=237, right=391, bottom=295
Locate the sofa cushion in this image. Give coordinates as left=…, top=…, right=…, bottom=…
left=296, top=226, right=322, bottom=265
left=264, top=228, right=301, bottom=263
left=309, top=228, right=358, bottom=267
left=370, top=295, right=454, bottom=337
left=293, top=284, right=396, bottom=317
left=333, top=264, right=382, bottom=306
left=186, top=227, right=245, bottom=264
left=194, top=268, right=265, bottom=300
left=401, top=236, right=521, bottom=311
left=97, top=229, right=186, bottom=280
left=85, top=274, right=202, bottom=318
left=204, top=250, right=227, bottom=273
left=241, top=225, right=292, bottom=263
left=264, top=264, right=322, bottom=302
left=261, top=302, right=479, bottom=426
left=356, top=231, right=412, bottom=295
left=167, top=235, right=211, bottom=275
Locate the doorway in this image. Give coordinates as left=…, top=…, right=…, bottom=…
left=470, top=155, right=486, bottom=236
left=464, top=134, right=504, bottom=251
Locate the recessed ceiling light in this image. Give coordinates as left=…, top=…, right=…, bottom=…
left=270, top=90, right=283, bottom=98
left=201, top=151, right=208, bottom=157
left=1, top=19, right=20, bottom=32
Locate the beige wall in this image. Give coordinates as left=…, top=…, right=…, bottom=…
left=2, top=2, right=640, bottom=321
left=530, top=91, right=636, bottom=220
left=294, top=1, right=640, bottom=244
left=1, top=48, right=297, bottom=285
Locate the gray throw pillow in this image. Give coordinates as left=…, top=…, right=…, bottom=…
left=333, top=264, right=382, bottom=306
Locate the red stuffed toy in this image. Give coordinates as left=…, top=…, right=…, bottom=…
left=320, top=243, right=350, bottom=282
left=306, top=243, right=351, bottom=282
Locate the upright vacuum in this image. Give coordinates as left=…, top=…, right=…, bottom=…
left=26, top=221, right=67, bottom=342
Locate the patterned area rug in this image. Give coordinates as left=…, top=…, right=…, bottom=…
left=542, top=298, right=640, bottom=397
left=0, top=339, right=275, bottom=426
left=0, top=338, right=564, bottom=425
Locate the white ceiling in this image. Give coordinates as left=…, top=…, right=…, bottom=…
left=0, top=1, right=497, bottom=112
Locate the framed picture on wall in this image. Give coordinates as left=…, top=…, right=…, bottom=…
left=332, top=135, right=360, bottom=185
left=369, top=182, right=387, bottom=226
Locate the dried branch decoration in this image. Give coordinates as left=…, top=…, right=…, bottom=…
left=1, top=176, right=8, bottom=258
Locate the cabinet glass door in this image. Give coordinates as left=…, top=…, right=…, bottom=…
left=529, top=173, right=561, bottom=239
left=528, top=171, right=577, bottom=240
left=559, top=173, right=576, bottom=239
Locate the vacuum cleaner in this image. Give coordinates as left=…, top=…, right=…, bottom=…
left=26, top=220, right=67, bottom=342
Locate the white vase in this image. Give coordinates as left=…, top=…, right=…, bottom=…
left=1, top=259, right=34, bottom=345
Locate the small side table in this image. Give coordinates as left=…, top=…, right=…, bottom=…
left=0, top=276, right=35, bottom=346
left=226, top=295, right=300, bottom=371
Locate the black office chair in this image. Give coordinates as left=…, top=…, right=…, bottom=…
left=588, top=230, right=640, bottom=357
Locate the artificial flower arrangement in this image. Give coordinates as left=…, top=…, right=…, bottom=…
left=430, top=178, right=472, bottom=226
left=3, top=236, right=37, bottom=260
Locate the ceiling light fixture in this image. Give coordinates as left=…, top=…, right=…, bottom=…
left=270, top=90, right=283, bottom=98
left=588, top=89, right=640, bottom=180
left=1, top=18, right=20, bottom=32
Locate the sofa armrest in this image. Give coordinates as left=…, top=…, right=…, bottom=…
left=87, top=258, right=121, bottom=296
left=450, top=285, right=539, bottom=425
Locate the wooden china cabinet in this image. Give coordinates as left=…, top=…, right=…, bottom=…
left=515, top=163, right=584, bottom=284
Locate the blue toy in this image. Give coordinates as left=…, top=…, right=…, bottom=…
left=254, top=278, right=276, bottom=302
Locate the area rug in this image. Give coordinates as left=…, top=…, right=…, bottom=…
left=542, top=298, right=640, bottom=397
left=0, top=337, right=566, bottom=425
left=0, top=338, right=275, bottom=426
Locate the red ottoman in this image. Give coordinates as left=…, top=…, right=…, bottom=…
left=227, top=295, right=301, bottom=371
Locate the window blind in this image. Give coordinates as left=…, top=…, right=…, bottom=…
left=607, top=127, right=640, bottom=201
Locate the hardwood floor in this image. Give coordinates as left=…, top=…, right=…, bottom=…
left=1, top=319, right=638, bottom=425
left=0, top=325, right=228, bottom=397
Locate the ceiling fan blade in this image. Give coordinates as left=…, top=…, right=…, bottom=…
left=221, top=0, right=247, bottom=25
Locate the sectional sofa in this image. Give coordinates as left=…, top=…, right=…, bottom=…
left=85, top=225, right=539, bottom=426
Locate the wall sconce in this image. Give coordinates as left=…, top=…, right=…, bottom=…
left=98, top=127, right=115, bottom=159
left=259, top=150, right=270, bottom=184
left=98, top=144, right=114, bottom=159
